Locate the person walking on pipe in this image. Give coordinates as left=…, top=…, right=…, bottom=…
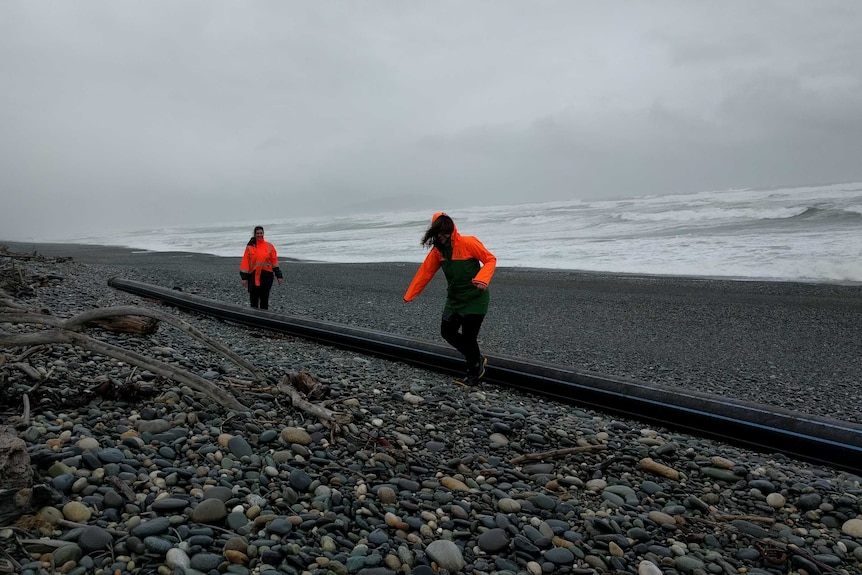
left=403, top=212, right=497, bottom=387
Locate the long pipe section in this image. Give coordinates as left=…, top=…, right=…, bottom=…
left=108, top=277, right=862, bottom=474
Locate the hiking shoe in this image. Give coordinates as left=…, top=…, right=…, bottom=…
left=475, top=356, right=487, bottom=380
left=455, top=375, right=480, bottom=388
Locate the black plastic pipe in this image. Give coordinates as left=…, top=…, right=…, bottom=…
left=108, top=277, right=862, bottom=474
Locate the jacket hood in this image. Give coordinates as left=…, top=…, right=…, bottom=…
left=432, top=212, right=460, bottom=238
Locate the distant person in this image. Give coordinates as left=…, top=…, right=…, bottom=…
left=240, top=226, right=283, bottom=309
left=403, top=213, right=497, bottom=387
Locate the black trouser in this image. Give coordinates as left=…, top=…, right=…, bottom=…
left=248, top=273, right=274, bottom=309
left=440, top=312, right=485, bottom=375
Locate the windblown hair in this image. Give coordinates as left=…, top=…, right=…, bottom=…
left=247, top=226, right=264, bottom=247
left=421, top=214, right=454, bottom=249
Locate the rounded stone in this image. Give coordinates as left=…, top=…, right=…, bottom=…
left=190, top=553, right=223, bottom=572
left=842, top=518, right=862, bottom=538
left=224, top=536, right=249, bottom=553
left=227, top=436, right=253, bottom=458
left=144, top=536, right=174, bottom=554
left=288, top=468, right=313, bottom=491
left=96, top=448, right=125, bottom=464
left=647, top=511, right=675, bottom=526
left=166, top=548, right=191, bottom=570
left=266, top=517, right=293, bottom=536
left=675, top=555, right=706, bottom=573
left=425, top=540, right=465, bottom=572
left=203, top=486, right=234, bottom=502
left=377, top=486, right=397, bottom=504
left=489, top=433, right=509, bottom=447
left=151, top=498, right=189, bottom=513
left=226, top=511, right=249, bottom=531
left=192, top=498, right=228, bottom=524
left=62, top=501, right=92, bottom=522
left=137, top=419, right=171, bottom=434
left=78, top=526, right=113, bottom=552
left=259, top=429, right=278, bottom=443
left=52, top=544, right=83, bottom=565
left=52, top=474, right=76, bottom=493
left=797, top=493, right=822, bottom=511
left=280, top=427, right=312, bottom=445
left=130, top=517, right=171, bottom=537
left=38, top=506, right=64, bottom=525
left=76, top=437, right=100, bottom=450
left=497, top=497, right=521, bottom=513
left=477, top=528, right=509, bottom=553
left=766, top=492, right=786, bottom=509
left=103, top=489, right=124, bottom=508
left=639, top=560, right=663, bottom=575
left=544, top=546, right=575, bottom=564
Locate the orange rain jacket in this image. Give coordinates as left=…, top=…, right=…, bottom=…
left=404, top=213, right=496, bottom=315
left=240, top=240, right=283, bottom=287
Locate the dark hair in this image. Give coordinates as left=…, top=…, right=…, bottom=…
left=247, top=226, right=264, bottom=246
left=421, top=214, right=454, bottom=248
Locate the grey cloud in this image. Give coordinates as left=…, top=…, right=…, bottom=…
left=2, top=1, right=862, bottom=239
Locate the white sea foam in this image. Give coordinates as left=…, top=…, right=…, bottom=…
left=63, top=182, right=862, bottom=283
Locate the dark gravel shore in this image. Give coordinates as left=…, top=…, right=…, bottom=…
left=2, top=242, right=862, bottom=575
left=8, top=241, right=862, bottom=424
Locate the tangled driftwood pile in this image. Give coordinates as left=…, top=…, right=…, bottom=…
left=0, top=246, right=69, bottom=299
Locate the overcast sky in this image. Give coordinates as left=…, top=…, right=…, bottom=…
left=2, top=1, right=861, bottom=240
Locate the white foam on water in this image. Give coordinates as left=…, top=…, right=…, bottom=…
left=61, top=182, right=862, bottom=283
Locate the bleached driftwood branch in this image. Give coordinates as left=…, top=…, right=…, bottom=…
left=278, top=372, right=353, bottom=429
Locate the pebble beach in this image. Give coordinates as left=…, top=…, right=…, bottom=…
left=1, top=242, right=862, bottom=575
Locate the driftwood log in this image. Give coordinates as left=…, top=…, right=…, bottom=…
left=284, top=370, right=331, bottom=400
left=0, top=427, right=32, bottom=489
left=278, top=372, right=353, bottom=430
left=86, top=314, right=160, bottom=334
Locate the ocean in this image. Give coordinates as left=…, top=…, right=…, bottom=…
left=68, top=181, right=862, bottom=283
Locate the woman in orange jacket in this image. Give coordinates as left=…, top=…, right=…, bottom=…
left=240, top=226, right=283, bottom=310
left=403, top=213, right=496, bottom=386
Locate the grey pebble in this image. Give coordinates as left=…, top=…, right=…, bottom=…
left=131, top=517, right=171, bottom=537
left=96, top=448, right=125, bottom=463
left=544, top=546, right=575, bottom=564
left=228, top=436, right=253, bottom=458
left=143, top=536, right=174, bottom=554
left=78, top=526, right=112, bottom=552
left=190, top=552, right=223, bottom=572
left=425, top=540, right=465, bottom=572
left=137, top=419, right=172, bottom=434
left=191, top=498, right=227, bottom=523
left=151, top=498, right=189, bottom=513
left=51, top=544, right=82, bottom=565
